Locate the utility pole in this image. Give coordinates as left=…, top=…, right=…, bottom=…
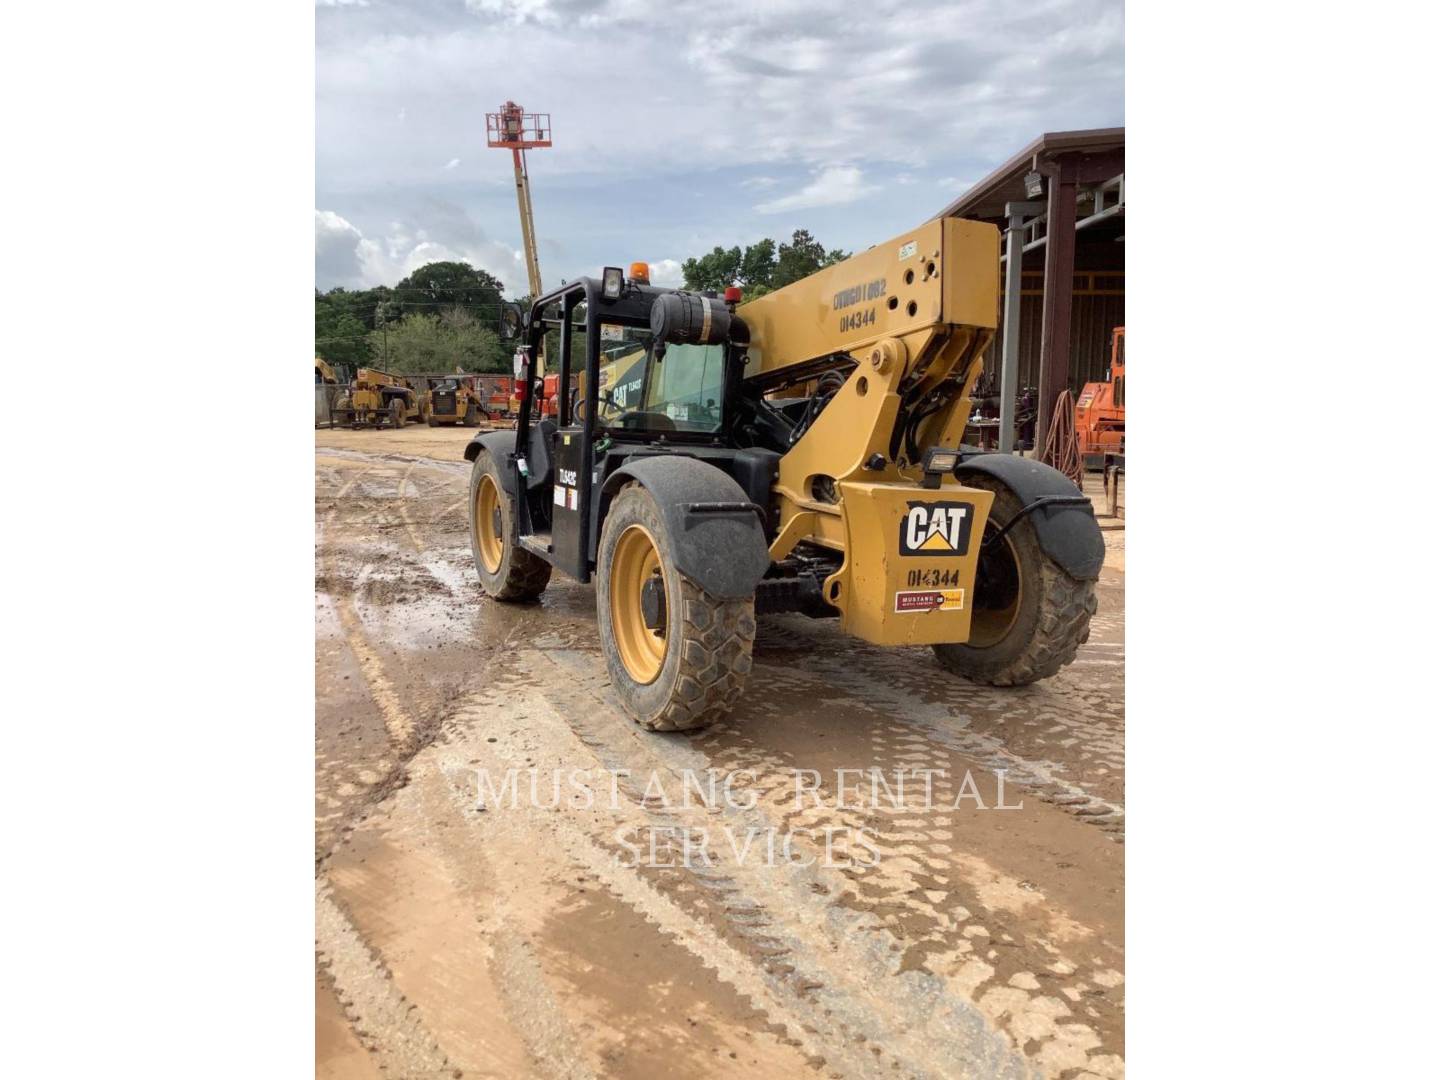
left=486, top=102, right=550, bottom=300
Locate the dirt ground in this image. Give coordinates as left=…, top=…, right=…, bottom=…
left=314, top=423, right=1126, bottom=1079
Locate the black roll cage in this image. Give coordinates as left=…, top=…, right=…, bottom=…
left=514, top=274, right=735, bottom=452
left=510, top=276, right=743, bottom=576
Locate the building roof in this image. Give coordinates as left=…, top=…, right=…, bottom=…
left=932, top=127, right=1125, bottom=223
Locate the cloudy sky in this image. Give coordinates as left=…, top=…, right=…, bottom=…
left=316, top=0, right=1123, bottom=296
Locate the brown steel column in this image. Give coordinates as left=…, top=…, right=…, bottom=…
left=1035, top=155, right=1078, bottom=451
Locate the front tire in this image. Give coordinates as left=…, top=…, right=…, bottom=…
left=388, top=400, right=405, bottom=429
left=932, top=476, right=1096, bottom=686
left=596, top=485, right=755, bottom=731
left=468, top=450, right=550, bottom=601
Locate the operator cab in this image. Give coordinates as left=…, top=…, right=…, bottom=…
left=505, top=265, right=774, bottom=583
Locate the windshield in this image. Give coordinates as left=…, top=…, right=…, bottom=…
left=595, top=322, right=725, bottom=434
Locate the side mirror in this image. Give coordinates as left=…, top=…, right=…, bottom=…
left=499, top=303, right=524, bottom=340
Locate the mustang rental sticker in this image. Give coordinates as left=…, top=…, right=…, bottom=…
left=894, top=588, right=966, bottom=614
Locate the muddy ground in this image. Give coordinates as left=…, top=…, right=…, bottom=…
left=314, top=423, right=1126, bottom=1079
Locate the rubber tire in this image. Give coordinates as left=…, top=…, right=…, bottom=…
left=596, top=484, right=755, bottom=732
left=389, top=400, right=405, bottom=429
left=932, top=475, right=1096, bottom=686
left=428, top=417, right=439, bottom=428
left=468, top=450, right=551, bottom=601
left=464, top=403, right=481, bottom=428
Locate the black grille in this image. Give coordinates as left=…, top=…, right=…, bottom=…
left=434, top=392, right=457, bottom=414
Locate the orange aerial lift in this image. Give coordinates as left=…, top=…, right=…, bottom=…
left=485, top=102, right=550, bottom=300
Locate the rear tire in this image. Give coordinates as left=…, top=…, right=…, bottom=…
left=468, top=450, right=550, bottom=601
left=389, top=400, right=405, bottom=429
left=464, top=403, right=481, bottom=427
left=932, top=476, right=1096, bottom=686
left=596, top=484, right=755, bottom=731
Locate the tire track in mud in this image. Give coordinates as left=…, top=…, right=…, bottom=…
left=315, top=882, right=456, bottom=1079
left=497, top=652, right=1070, bottom=1077
left=433, top=666, right=1031, bottom=1080
left=747, top=619, right=1125, bottom=836
left=505, top=645, right=1123, bottom=1075
left=692, top=698, right=1126, bottom=1073
left=319, top=467, right=415, bottom=746
left=315, top=464, right=475, bottom=864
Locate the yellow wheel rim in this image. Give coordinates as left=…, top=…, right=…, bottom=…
left=968, top=530, right=1023, bottom=649
left=475, top=474, right=503, bottom=574
left=609, top=524, right=667, bottom=684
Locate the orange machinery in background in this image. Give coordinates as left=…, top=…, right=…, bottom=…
left=1076, top=325, right=1125, bottom=468
left=503, top=373, right=569, bottom=421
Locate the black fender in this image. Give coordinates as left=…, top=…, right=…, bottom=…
left=955, top=452, right=1105, bottom=580
left=599, top=455, right=771, bottom=601
left=463, top=430, right=520, bottom=497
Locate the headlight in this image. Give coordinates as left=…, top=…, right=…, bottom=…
left=921, top=447, right=960, bottom=489
left=924, top=448, right=960, bottom=474
left=601, top=266, right=624, bottom=300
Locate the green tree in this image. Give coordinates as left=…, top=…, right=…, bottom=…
left=739, top=238, right=777, bottom=290
left=394, top=261, right=505, bottom=322
left=368, top=308, right=508, bottom=374
left=677, top=231, right=847, bottom=296
left=773, top=229, right=849, bottom=289
left=315, top=291, right=374, bottom=368
left=681, top=246, right=742, bottom=291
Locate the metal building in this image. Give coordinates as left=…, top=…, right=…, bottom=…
left=934, top=128, right=1124, bottom=450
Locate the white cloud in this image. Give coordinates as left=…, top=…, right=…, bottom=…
left=317, top=1, right=1121, bottom=282
left=315, top=207, right=527, bottom=294
left=463, top=0, right=556, bottom=23
left=755, top=165, right=877, bottom=214
left=319, top=1, right=1121, bottom=190
left=317, top=0, right=369, bottom=7
left=443, top=158, right=461, bottom=169
left=648, top=258, right=683, bottom=288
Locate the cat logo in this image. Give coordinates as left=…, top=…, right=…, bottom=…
left=899, top=501, right=972, bottom=556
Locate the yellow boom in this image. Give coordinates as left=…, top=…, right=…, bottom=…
left=737, top=218, right=1000, bottom=587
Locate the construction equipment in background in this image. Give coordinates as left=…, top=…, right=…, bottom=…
left=486, top=102, right=550, bottom=300
left=329, top=367, right=426, bottom=429
left=1075, top=325, right=1125, bottom=469
left=315, top=357, right=343, bottom=427
left=423, top=376, right=485, bottom=427
left=464, top=224, right=1103, bottom=733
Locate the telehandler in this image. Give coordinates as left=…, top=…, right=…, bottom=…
left=331, top=367, right=425, bottom=429
left=465, top=220, right=1103, bottom=731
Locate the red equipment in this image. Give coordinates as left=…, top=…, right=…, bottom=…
left=1075, top=326, right=1125, bottom=468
